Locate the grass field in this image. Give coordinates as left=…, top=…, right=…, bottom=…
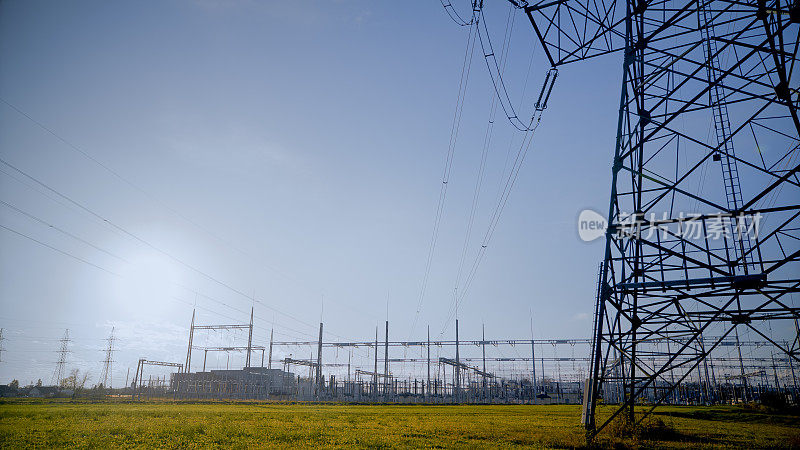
left=1, top=400, right=799, bottom=448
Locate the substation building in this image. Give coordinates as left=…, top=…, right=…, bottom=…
left=171, top=367, right=297, bottom=400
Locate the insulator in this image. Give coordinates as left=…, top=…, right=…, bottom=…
left=535, top=68, right=559, bottom=111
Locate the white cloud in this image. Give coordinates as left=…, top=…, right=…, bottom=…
left=572, top=312, right=590, bottom=321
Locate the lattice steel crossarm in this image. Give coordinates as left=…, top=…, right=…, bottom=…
left=514, top=0, right=627, bottom=66
left=503, top=0, right=800, bottom=438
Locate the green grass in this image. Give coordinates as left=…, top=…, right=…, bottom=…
left=0, top=400, right=798, bottom=448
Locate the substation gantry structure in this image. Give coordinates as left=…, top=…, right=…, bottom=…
left=131, top=359, right=183, bottom=399
left=184, top=307, right=257, bottom=373
left=478, top=0, right=800, bottom=437
left=195, top=345, right=267, bottom=371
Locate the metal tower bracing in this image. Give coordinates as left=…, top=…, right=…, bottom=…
left=699, top=0, right=755, bottom=269
left=52, top=329, right=70, bottom=387
left=99, top=327, right=115, bottom=388
left=496, top=0, right=799, bottom=437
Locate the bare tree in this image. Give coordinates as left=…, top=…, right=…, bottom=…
left=61, top=369, right=91, bottom=390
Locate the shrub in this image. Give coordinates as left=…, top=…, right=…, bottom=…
left=606, top=413, right=679, bottom=443
left=759, top=391, right=789, bottom=411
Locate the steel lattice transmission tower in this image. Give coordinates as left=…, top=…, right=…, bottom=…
left=501, top=0, right=800, bottom=437
left=100, top=327, right=116, bottom=389
left=52, top=329, right=71, bottom=387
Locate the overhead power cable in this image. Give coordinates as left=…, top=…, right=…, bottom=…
left=452, top=2, right=516, bottom=325
left=0, top=97, right=328, bottom=308
left=440, top=0, right=475, bottom=26
left=0, top=223, right=121, bottom=277
left=0, top=166, right=360, bottom=345
left=170, top=294, right=325, bottom=343
left=441, top=89, right=552, bottom=335
left=409, top=10, right=480, bottom=338
left=0, top=97, right=380, bottom=340
left=0, top=206, right=323, bottom=342
left=0, top=198, right=130, bottom=264
left=0, top=156, right=331, bottom=337
left=0, top=179, right=323, bottom=340
left=476, top=8, right=537, bottom=132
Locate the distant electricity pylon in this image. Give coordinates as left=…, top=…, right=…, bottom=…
left=99, top=327, right=116, bottom=388
left=52, top=329, right=71, bottom=387
left=0, top=328, right=5, bottom=363
left=491, top=0, right=800, bottom=438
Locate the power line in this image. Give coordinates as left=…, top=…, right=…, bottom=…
left=0, top=170, right=341, bottom=342
left=0, top=166, right=120, bottom=237
left=0, top=156, right=329, bottom=337
left=0, top=97, right=330, bottom=314
left=441, top=64, right=554, bottom=334
left=439, top=0, right=475, bottom=26
left=0, top=223, right=121, bottom=277
left=0, top=221, right=328, bottom=343
left=0, top=198, right=326, bottom=343
left=433, top=2, right=548, bottom=336
left=476, top=8, right=536, bottom=131
left=1, top=95, right=377, bottom=340
left=410, top=8, right=479, bottom=338
left=0, top=199, right=130, bottom=264
left=443, top=109, right=546, bottom=335
left=453, top=3, right=516, bottom=323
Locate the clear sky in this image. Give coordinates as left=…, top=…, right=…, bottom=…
left=0, top=0, right=623, bottom=386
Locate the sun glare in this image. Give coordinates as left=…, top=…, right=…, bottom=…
left=113, top=252, right=184, bottom=313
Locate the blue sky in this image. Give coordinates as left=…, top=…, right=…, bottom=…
left=0, top=0, right=622, bottom=385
